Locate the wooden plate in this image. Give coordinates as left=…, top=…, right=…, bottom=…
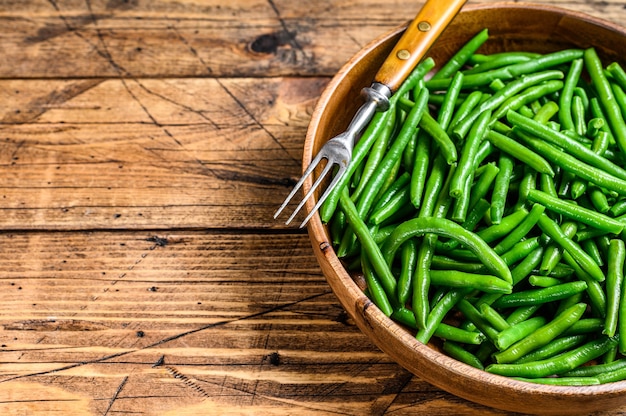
left=304, top=3, right=626, bottom=414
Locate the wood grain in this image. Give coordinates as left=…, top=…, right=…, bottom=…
left=2, top=0, right=626, bottom=414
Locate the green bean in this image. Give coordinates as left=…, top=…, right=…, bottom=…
left=450, top=109, right=492, bottom=198
left=382, top=217, right=512, bottom=283
left=610, top=199, right=626, bottom=217
left=563, top=318, right=604, bottom=335
left=427, top=49, right=581, bottom=90
left=582, top=238, right=604, bottom=267
left=432, top=28, right=489, bottom=80
left=413, top=234, right=435, bottom=330
left=492, top=80, right=564, bottom=121
left=527, top=189, right=624, bottom=234
left=492, top=281, right=588, bottom=308
left=463, top=53, right=534, bottom=75
left=416, top=288, right=471, bottom=344
left=362, top=253, right=393, bottom=316
left=339, top=188, right=397, bottom=299
left=495, top=316, right=547, bottom=350
left=508, top=109, right=626, bottom=182
left=513, top=376, right=600, bottom=386
left=540, top=221, right=577, bottom=276
left=418, top=154, right=448, bottom=218
left=437, top=71, right=465, bottom=130
left=486, top=335, right=617, bottom=378
left=436, top=324, right=486, bottom=345
left=563, top=357, right=626, bottom=377
left=320, top=58, right=435, bottom=223
left=608, top=62, right=626, bottom=91
left=604, top=240, right=625, bottom=337
left=468, top=51, right=542, bottom=65
left=443, top=341, right=484, bottom=369
left=441, top=199, right=491, bottom=251
left=491, top=154, right=515, bottom=224
left=492, top=203, right=544, bottom=255
left=468, top=163, right=500, bottom=212
left=493, top=303, right=586, bottom=363
left=396, top=239, right=418, bottom=306
left=538, top=213, right=606, bottom=282
left=529, top=275, right=562, bottom=287
left=559, top=253, right=606, bottom=322
left=430, top=269, right=512, bottom=294
left=559, top=59, right=584, bottom=131
left=515, top=335, right=588, bottom=364
left=584, top=48, right=626, bottom=154
left=572, top=95, right=587, bottom=136
left=476, top=209, right=528, bottom=244
left=485, top=130, right=554, bottom=176
left=501, top=237, right=542, bottom=267
left=480, top=303, right=510, bottom=331
left=419, top=112, right=457, bottom=165
left=453, top=70, right=564, bottom=140
left=456, top=298, right=500, bottom=343
left=409, top=132, right=431, bottom=209
left=446, top=90, right=485, bottom=135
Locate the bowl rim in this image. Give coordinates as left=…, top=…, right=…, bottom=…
left=303, top=1, right=626, bottom=411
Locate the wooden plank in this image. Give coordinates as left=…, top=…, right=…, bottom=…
left=0, top=77, right=324, bottom=229
left=2, top=0, right=625, bottom=78
left=0, top=230, right=509, bottom=415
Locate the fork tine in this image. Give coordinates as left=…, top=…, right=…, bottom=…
left=274, top=151, right=325, bottom=220
left=298, top=164, right=346, bottom=228
left=284, top=158, right=335, bottom=225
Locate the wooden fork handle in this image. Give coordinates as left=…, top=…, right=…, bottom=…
left=374, top=0, right=467, bottom=92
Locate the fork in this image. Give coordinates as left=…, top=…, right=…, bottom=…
left=274, top=0, right=467, bottom=228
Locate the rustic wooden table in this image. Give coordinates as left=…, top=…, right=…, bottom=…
left=2, top=0, right=626, bottom=414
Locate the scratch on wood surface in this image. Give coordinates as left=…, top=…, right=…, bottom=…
left=164, top=366, right=210, bottom=399
left=103, top=375, right=128, bottom=416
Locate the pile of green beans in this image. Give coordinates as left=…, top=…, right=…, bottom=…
left=322, top=28, right=626, bottom=385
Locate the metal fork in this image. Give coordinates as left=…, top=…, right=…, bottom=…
left=274, top=84, right=391, bottom=228
left=274, top=0, right=467, bottom=228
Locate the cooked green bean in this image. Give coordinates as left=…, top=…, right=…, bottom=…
left=453, top=70, right=564, bottom=140
left=382, top=217, right=512, bottom=283
left=443, top=341, right=484, bottom=369
left=508, top=109, right=626, bottom=182
left=486, top=335, right=617, bottom=378
left=450, top=109, right=492, bottom=198
left=362, top=253, right=394, bottom=316
left=430, top=269, right=512, bottom=294
left=492, top=203, right=544, bottom=255
left=416, top=288, right=471, bottom=344
left=492, top=281, right=588, bottom=308
left=605, top=239, right=625, bottom=337
left=495, top=316, right=547, bottom=350
left=527, top=189, right=624, bottom=234
left=419, top=112, right=458, bottom=165
left=585, top=48, right=626, bottom=154
left=486, top=130, right=554, bottom=176
left=559, top=59, right=584, bottom=131
left=494, top=303, right=586, bottom=363
left=339, top=188, right=397, bottom=298
left=396, top=239, right=418, bottom=306
left=538, top=213, right=606, bottom=282
left=491, top=154, right=515, bottom=224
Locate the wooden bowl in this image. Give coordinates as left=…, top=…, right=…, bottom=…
left=304, top=3, right=626, bottom=414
